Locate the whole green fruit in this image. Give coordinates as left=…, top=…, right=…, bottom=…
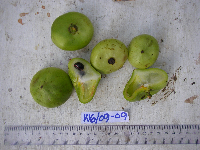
left=128, top=34, right=159, bottom=69
left=90, top=39, right=128, bottom=74
left=30, top=67, right=73, bottom=108
left=51, top=12, right=94, bottom=51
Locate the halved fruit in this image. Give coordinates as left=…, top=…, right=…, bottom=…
left=123, top=68, right=168, bottom=102
left=68, top=58, right=101, bottom=104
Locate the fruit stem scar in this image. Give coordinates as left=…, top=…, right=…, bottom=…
left=108, top=58, right=115, bottom=65
left=68, top=23, right=78, bottom=35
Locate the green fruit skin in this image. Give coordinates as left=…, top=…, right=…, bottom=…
left=90, top=39, right=128, bottom=74
left=51, top=12, right=94, bottom=51
left=68, top=58, right=101, bottom=104
left=128, top=34, right=159, bottom=69
left=30, top=67, right=73, bottom=108
left=123, top=68, right=168, bottom=102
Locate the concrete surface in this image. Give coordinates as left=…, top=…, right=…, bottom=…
left=0, top=0, right=200, bottom=149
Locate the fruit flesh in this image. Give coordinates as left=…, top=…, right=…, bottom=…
left=51, top=12, right=94, bottom=51
left=68, top=58, right=101, bottom=104
left=123, top=68, right=168, bottom=102
left=128, top=34, right=159, bottom=69
left=30, top=67, right=73, bottom=108
left=90, top=39, right=128, bottom=74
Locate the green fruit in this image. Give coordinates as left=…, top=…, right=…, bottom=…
left=51, top=12, right=94, bottom=51
left=68, top=58, right=101, bottom=104
left=128, top=34, right=159, bottom=69
left=30, top=67, right=73, bottom=108
left=90, top=39, right=128, bottom=74
left=123, top=68, right=168, bottom=102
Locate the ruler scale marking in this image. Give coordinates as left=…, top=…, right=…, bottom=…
left=4, top=125, right=200, bottom=145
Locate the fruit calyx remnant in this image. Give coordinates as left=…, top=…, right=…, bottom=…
left=68, top=23, right=78, bottom=35
left=108, top=57, right=115, bottom=65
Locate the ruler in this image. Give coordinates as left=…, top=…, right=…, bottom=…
left=4, top=124, right=200, bottom=145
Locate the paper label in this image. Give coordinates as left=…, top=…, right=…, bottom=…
left=81, top=111, right=129, bottom=124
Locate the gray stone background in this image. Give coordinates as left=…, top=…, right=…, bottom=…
left=0, top=0, right=200, bottom=149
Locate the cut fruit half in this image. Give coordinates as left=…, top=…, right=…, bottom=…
left=68, top=58, right=101, bottom=104
left=123, top=68, right=168, bottom=102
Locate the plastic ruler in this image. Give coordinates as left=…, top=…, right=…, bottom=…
left=4, top=124, right=200, bottom=145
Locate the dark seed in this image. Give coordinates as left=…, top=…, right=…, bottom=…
left=74, top=62, right=84, bottom=70
left=141, top=50, right=144, bottom=53
left=108, top=58, right=115, bottom=65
